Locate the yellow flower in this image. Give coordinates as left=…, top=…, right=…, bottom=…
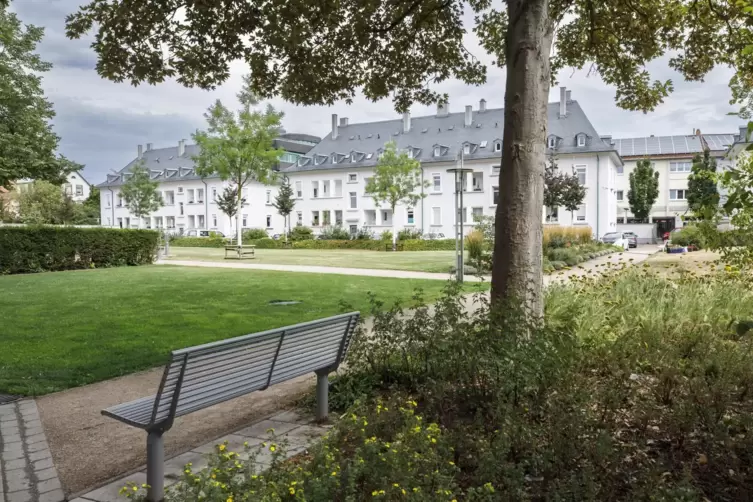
left=289, top=487, right=296, bottom=495
left=331, top=471, right=337, bottom=476
left=393, top=483, right=399, bottom=487
left=211, top=473, right=216, bottom=479
left=218, top=444, right=226, bottom=452
left=132, top=486, right=138, bottom=492
left=269, top=444, right=277, bottom=452
left=431, top=438, right=437, bottom=444
left=227, top=498, right=233, bottom=502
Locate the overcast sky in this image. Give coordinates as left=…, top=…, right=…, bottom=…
left=15, top=0, right=744, bottom=185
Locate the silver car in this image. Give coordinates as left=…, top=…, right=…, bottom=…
left=601, top=232, right=630, bottom=250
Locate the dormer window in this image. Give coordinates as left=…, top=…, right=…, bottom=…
left=577, top=134, right=586, bottom=147
left=332, top=154, right=339, bottom=164
left=547, top=136, right=557, bottom=149
left=434, top=146, right=441, bottom=157
left=494, top=141, right=502, bottom=152
left=463, top=144, right=471, bottom=155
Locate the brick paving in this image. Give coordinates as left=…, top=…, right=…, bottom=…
left=0, top=401, right=64, bottom=502
left=71, top=409, right=328, bottom=502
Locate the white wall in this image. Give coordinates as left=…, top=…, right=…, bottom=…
left=63, top=172, right=91, bottom=202
left=616, top=223, right=656, bottom=243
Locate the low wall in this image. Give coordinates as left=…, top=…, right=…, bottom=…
left=617, top=223, right=657, bottom=244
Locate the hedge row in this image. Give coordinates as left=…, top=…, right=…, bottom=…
left=0, top=226, right=159, bottom=274
left=169, top=237, right=457, bottom=251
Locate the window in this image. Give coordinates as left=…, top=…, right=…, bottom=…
left=363, top=177, right=373, bottom=194
left=177, top=187, right=184, bottom=194
left=212, top=187, right=217, bottom=199
left=187, top=215, right=195, bottom=229
left=616, top=217, right=625, bottom=224
left=493, top=187, right=499, bottom=205
left=242, top=214, right=248, bottom=227
left=349, top=192, right=357, bottom=209
left=197, top=189, right=204, bottom=203
left=547, top=136, right=556, bottom=148
left=616, top=165, right=624, bottom=175
left=432, top=207, right=441, bottom=225
left=334, top=179, right=342, bottom=197
left=212, top=214, right=217, bottom=227
left=616, top=190, right=624, bottom=201
left=575, top=204, right=586, bottom=222
left=106, top=194, right=111, bottom=207
left=332, top=154, right=338, bottom=164
left=179, top=202, right=184, bottom=215
left=198, top=215, right=205, bottom=228
left=545, top=206, right=558, bottom=222
left=348, top=173, right=358, bottom=183
left=322, top=180, right=330, bottom=196
left=407, top=209, right=415, bottom=225
left=335, top=210, right=343, bottom=225
left=433, top=146, right=441, bottom=157
left=669, top=189, right=688, bottom=200
left=296, top=211, right=303, bottom=225
left=472, top=207, right=483, bottom=220
left=575, top=166, right=587, bottom=185
left=116, top=194, right=123, bottom=207
left=312, top=211, right=320, bottom=226
left=577, top=134, right=586, bottom=147
left=187, top=189, right=195, bottom=203
left=670, top=162, right=692, bottom=173
left=266, top=190, right=271, bottom=204
left=457, top=207, right=467, bottom=223
left=463, top=144, right=471, bottom=155
left=117, top=217, right=123, bottom=228
left=472, top=172, right=483, bottom=191
left=494, top=142, right=502, bottom=152
left=295, top=181, right=302, bottom=198
left=64, top=183, right=72, bottom=195
left=350, top=225, right=358, bottom=236
left=75, top=185, right=84, bottom=196
left=432, top=173, right=441, bottom=192
left=323, top=210, right=331, bottom=226
left=312, top=181, right=319, bottom=198
left=266, top=215, right=272, bottom=228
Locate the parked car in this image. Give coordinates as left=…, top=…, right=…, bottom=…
left=622, top=231, right=638, bottom=248
left=600, top=232, right=630, bottom=250
left=185, top=230, right=225, bottom=238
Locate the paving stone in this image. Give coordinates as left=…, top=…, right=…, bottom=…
left=6, top=468, right=30, bottom=492
left=37, top=477, right=62, bottom=494
left=269, top=409, right=314, bottom=425
left=5, top=458, right=27, bottom=470
left=191, top=434, right=262, bottom=455
left=0, top=424, right=20, bottom=434
left=0, top=412, right=18, bottom=422
left=33, top=457, right=54, bottom=471
left=2, top=449, right=26, bottom=462
left=236, top=419, right=301, bottom=439
left=245, top=443, right=306, bottom=467
left=2, top=431, right=22, bottom=443
left=38, top=489, right=65, bottom=502
left=18, top=401, right=37, bottom=413
left=36, top=466, right=58, bottom=481
left=163, top=450, right=210, bottom=480
left=6, top=490, right=32, bottom=502
left=81, top=472, right=147, bottom=502
left=23, top=426, right=43, bottom=437
left=0, top=403, right=16, bottom=415
left=27, top=440, right=49, bottom=453
left=29, top=449, right=52, bottom=462
left=3, top=442, right=25, bottom=454
left=23, top=419, right=41, bottom=429
left=26, top=432, right=47, bottom=445
left=282, top=425, right=328, bottom=446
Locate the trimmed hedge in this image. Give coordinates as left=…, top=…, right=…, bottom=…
left=0, top=226, right=159, bottom=274
left=169, top=237, right=457, bottom=251
left=170, top=236, right=225, bottom=248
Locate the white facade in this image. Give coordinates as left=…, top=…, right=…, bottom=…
left=100, top=178, right=284, bottom=235
left=15, top=170, right=91, bottom=202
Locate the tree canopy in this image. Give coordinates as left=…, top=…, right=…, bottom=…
left=687, top=150, right=720, bottom=219
left=120, top=162, right=163, bottom=221
left=628, top=159, right=660, bottom=222
left=543, top=155, right=587, bottom=216
left=273, top=176, right=296, bottom=241
left=0, top=6, right=81, bottom=189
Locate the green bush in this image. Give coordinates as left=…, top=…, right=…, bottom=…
left=246, top=238, right=283, bottom=249
left=380, top=230, right=393, bottom=241
left=551, top=260, right=567, bottom=270
left=465, top=230, right=484, bottom=265
left=671, top=225, right=706, bottom=249
left=292, top=239, right=385, bottom=250
left=290, top=226, right=314, bottom=241
left=319, top=225, right=351, bottom=240
left=354, top=227, right=374, bottom=240
left=242, top=228, right=268, bottom=240
left=170, top=236, right=225, bottom=248
left=401, top=239, right=455, bottom=251
left=397, top=228, right=423, bottom=240
left=0, top=226, right=158, bottom=274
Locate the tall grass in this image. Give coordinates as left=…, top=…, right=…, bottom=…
left=543, top=225, right=592, bottom=248
left=465, top=229, right=484, bottom=264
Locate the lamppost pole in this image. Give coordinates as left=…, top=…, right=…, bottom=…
left=449, top=154, right=472, bottom=284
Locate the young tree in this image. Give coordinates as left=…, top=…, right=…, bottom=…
left=120, top=162, right=163, bottom=226
left=365, top=141, right=426, bottom=251
left=543, top=155, right=587, bottom=221
left=273, top=176, right=296, bottom=242
left=628, top=159, right=659, bottom=223
left=192, top=86, right=283, bottom=247
left=17, top=181, right=64, bottom=224
left=214, top=186, right=245, bottom=236
left=66, top=0, right=753, bottom=315
left=0, top=6, right=81, bottom=189
left=687, top=149, right=720, bottom=219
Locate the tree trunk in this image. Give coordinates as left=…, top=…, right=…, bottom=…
left=491, top=0, right=553, bottom=317
left=391, top=206, right=397, bottom=252
left=236, top=186, right=243, bottom=247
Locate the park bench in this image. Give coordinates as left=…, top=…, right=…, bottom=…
left=101, top=312, right=360, bottom=501
left=224, top=244, right=256, bottom=259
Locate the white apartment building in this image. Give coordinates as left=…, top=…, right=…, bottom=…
left=97, top=134, right=319, bottom=234
left=282, top=87, right=622, bottom=239
left=15, top=170, right=92, bottom=202
left=611, top=132, right=737, bottom=235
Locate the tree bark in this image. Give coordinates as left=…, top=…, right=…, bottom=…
left=491, top=0, right=553, bottom=317
left=236, top=185, right=243, bottom=246
left=391, top=206, right=397, bottom=251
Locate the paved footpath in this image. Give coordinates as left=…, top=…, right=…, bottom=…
left=0, top=401, right=64, bottom=502
left=70, top=409, right=327, bottom=502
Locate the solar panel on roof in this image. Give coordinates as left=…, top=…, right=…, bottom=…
left=659, top=136, right=674, bottom=154
left=645, top=137, right=661, bottom=155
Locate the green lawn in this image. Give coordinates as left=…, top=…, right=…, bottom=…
left=165, top=247, right=464, bottom=273
left=0, top=266, right=483, bottom=396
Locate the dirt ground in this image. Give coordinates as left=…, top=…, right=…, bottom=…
left=37, top=368, right=314, bottom=496
left=644, top=249, right=722, bottom=275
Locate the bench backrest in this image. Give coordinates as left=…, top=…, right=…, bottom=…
left=149, top=312, right=359, bottom=426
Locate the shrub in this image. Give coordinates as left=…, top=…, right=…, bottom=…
left=246, top=238, right=283, bottom=249
left=401, top=239, right=455, bottom=251
left=671, top=225, right=705, bottom=249
left=290, top=226, right=314, bottom=241
left=170, top=236, right=225, bottom=248
left=0, top=226, right=158, bottom=274
left=380, top=230, right=393, bottom=241
left=465, top=230, right=484, bottom=265
left=292, top=239, right=384, bottom=250
left=242, top=228, right=268, bottom=240
left=544, top=225, right=592, bottom=248
left=551, top=260, right=567, bottom=270
left=354, top=227, right=374, bottom=240
left=319, top=225, right=351, bottom=240
left=397, top=228, right=423, bottom=240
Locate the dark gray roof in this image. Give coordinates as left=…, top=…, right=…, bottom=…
left=282, top=100, right=616, bottom=173
left=702, top=134, right=736, bottom=152
left=97, top=137, right=318, bottom=188
left=613, top=133, right=737, bottom=157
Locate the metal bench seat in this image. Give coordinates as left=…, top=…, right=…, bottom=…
left=102, top=312, right=360, bottom=501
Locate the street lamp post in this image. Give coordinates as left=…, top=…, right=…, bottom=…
left=449, top=150, right=473, bottom=283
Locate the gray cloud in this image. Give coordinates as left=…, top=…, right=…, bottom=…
left=13, top=0, right=746, bottom=186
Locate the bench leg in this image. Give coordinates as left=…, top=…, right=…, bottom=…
left=146, top=430, right=165, bottom=501
left=315, top=370, right=329, bottom=421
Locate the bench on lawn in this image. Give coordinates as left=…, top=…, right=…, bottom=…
left=102, top=312, right=360, bottom=501
left=224, top=244, right=256, bottom=259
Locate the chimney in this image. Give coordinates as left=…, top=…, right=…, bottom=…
left=178, top=139, right=185, bottom=157
left=331, top=113, right=339, bottom=140
left=600, top=135, right=613, bottom=145
left=436, top=101, right=449, bottom=117
left=137, top=144, right=143, bottom=159
left=402, top=111, right=411, bottom=133
left=559, top=87, right=567, bottom=118
left=146, top=143, right=153, bottom=151
left=479, top=99, right=487, bottom=113
left=339, top=117, right=349, bottom=127
left=566, top=90, right=572, bottom=102
left=695, top=128, right=702, bottom=136
left=464, top=105, right=473, bottom=127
